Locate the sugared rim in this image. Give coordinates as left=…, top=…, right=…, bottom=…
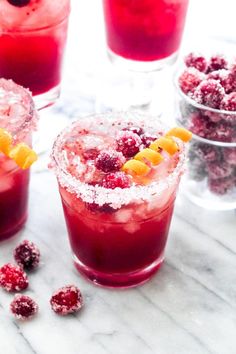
left=0, top=78, right=38, bottom=139
left=173, top=69, right=236, bottom=116
left=50, top=111, right=187, bottom=209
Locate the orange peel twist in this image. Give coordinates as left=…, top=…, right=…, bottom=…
left=0, top=128, right=37, bottom=169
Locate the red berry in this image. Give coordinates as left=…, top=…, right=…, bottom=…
left=10, top=295, right=38, bottom=320
left=101, top=172, right=131, bottom=189
left=178, top=68, right=204, bottom=95
left=82, top=148, right=99, bottom=160
left=208, top=55, right=228, bottom=72
left=185, top=52, right=208, bottom=73
left=14, top=240, right=40, bottom=271
left=189, top=113, right=210, bottom=138
left=95, top=150, right=125, bottom=173
left=124, top=126, right=144, bottom=136
left=116, top=131, right=142, bottom=157
left=193, top=79, right=225, bottom=109
left=50, top=285, right=83, bottom=316
left=208, top=176, right=235, bottom=195
left=196, top=144, right=220, bottom=162
left=206, top=122, right=234, bottom=142
left=208, top=69, right=235, bottom=94
left=0, top=264, right=28, bottom=292
left=140, top=133, right=157, bottom=147
left=207, top=162, right=233, bottom=179
left=221, top=92, right=236, bottom=111
left=223, top=148, right=236, bottom=166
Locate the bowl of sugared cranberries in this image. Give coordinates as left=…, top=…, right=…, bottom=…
left=175, top=52, right=236, bottom=210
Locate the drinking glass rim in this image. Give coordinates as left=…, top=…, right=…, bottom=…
left=0, top=78, right=38, bottom=139
left=1, top=12, right=70, bottom=34
left=51, top=111, right=187, bottom=209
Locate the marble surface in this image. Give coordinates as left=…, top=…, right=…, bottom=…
left=1, top=1, right=236, bottom=353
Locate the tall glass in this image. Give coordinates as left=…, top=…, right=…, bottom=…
left=102, top=0, right=189, bottom=71
left=51, top=112, right=187, bottom=288
left=0, top=0, right=70, bottom=109
left=0, top=79, right=38, bottom=241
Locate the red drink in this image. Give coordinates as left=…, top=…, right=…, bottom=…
left=0, top=0, right=70, bottom=107
left=103, top=0, right=189, bottom=65
left=0, top=79, right=38, bottom=241
left=51, top=112, right=186, bottom=288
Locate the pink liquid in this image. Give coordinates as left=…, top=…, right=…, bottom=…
left=103, top=0, right=189, bottom=62
left=0, top=158, right=29, bottom=241
left=52, top=114, right=185, bottom=287
left=0, top=0, right=70, bottom=96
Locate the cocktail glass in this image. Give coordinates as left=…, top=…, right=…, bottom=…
left=102, top=0, right=189, bottom=71
left=0, top=0, right=70, bottom=110
left=51, top=112, right=187, bottom=288
left=0, top=79, right=38, bottom=241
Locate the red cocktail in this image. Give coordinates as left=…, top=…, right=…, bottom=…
left=103, top=0, right=189, bottom=69
left=51, top=112, right=188, bottom=288
left=0, top=0, right=70, bottom=108
left=0, top=79, right=38, bottom=241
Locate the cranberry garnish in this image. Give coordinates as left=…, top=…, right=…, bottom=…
left=208, top=70, right=235, bottom=94
left=7, top=0, right=30, bottom=7
left=184, top=52, right=208, bottom=73
left=189, top=113, right=210, bottom=138
left=207, top=162, right=233, bottom=179
left=178, top=68, right=203, bottom=95
left=101, top=172, right=131, bottom=189
left=0, top=263, right=28, bottom=292
left=223, top=148, right=236, bottom=166
left=196, top=144, right=220, bottom=162
left=193, top=79, right=225, bottom=109
left=50, top=285, right=83, bottom=316
left=82, top=148, right=99, bottom=160
left=95, top=150, right=125, bottom=173
left=221, top=92, right=236, bottom=111
left=140, top=133, right=157, bottom=147
left=208, top=176, right=234, bottom=195
left=10, top=295, right=38, bottom=320
left=206, top=122, right=234, bottom=142
left=116, top=131, right=141, bottom=157
left=208, top=55, right=228, bottom=72
left=14, top=240, right=40, bottom=271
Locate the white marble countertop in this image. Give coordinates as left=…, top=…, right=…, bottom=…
left=1, top=1, right=236, bottom=353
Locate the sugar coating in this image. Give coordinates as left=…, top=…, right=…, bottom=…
left=50, top=285, right=83, bottom=316
left=14, top=240, right=40, bottom=270
left=0, top=263, right=28, bottom=292
left=0, top=79, right=38, bottom=143
left=51, top=112, right=186, bottom=209
left=10, top=294, right=38, bottom=320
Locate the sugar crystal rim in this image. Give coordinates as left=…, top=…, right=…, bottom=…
left=51, top=111, right=187, bottom=209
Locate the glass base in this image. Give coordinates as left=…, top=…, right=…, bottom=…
left=73, top=254, right=164, bottom=289
left=0, top=214, right=27, bottom=242
left=33, top=85, right=60, bottom=111
left=108, top=48, right=178, bottom=72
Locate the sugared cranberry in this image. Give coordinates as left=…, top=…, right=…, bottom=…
left=223, top=148, right=236, bottom=165
left=116, top=131, right=141, bottom=157
left=140, top=133, right=157, bottom=147
left=189, top=112, right=210, bottom=138
left=95, top=150, right=125, bottom=173
left=7, top=0, right=30, bottom=7
left=207, top=161, right=233, bottom=179
left=178, top=68, right=204, bottom=95
left=101, top=172, right=131, bottom=189
left=208, top=70, right=235, bottom=94
left=14, top=240, right=40, bottom=271
left=196, top=144, right=220, bottom=162
left=221, top=92, right=236, bottom=111
left=193, top=79, right=225, bottom=109
left=0, top=264, right=28, bottom=292
left=206, top=122, right=234, bottom=142
left=185, top=52, right=208, bottom=73
left=10, top=295, right=38, bottom=320
left=50, top=285, right=83, bottom=316
left=124, top=126, right=144, bottom=136
left=208, top=176, right=234, bottom=195
left=208, top=55, right=228, bottom=72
